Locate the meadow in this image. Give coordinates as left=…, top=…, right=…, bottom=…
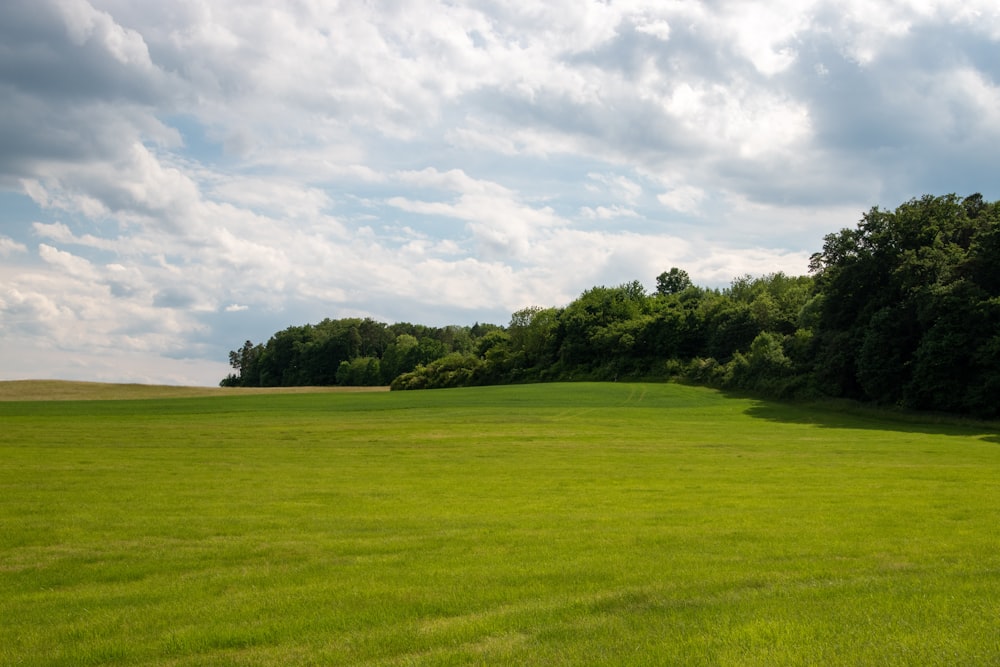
left=1, top=381, right=998, bottom=665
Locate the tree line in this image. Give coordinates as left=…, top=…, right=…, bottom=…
left=223, top=194, right=1000, bottom=418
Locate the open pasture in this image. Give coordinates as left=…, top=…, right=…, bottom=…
left=2, top=382, right=999, bottom=665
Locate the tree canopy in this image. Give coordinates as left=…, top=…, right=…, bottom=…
left=223, top=194, right=1000, bottom=418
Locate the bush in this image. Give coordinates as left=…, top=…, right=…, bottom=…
left=391, top=354, right=485, bottom=390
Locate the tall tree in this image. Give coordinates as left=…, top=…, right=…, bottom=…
left=222, top=340, right=264, bottom=387
left=809, top=193, right=1000, bottom=414
left=656, top=268, right=692, bottom=296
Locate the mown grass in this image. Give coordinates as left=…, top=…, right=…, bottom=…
left=2, top=382, right=999, bottom=665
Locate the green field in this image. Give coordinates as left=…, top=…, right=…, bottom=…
left=2, top=382, right=999, bottom=665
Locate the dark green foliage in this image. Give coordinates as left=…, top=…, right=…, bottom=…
left=224, top=319, right=495, bottom=388
left=855, top=304, right=919, bottom=404
left=556, top=282, right=651, bottom=370
left=223, top=193, right=999, bottom=416
left=378, top=333, right=419, bottom=383
left=655, top=267, right=692, bottom=295
left=705, top=300, right=760, bottom=360
left=809, top=193, right=1000, bottom=416
left=221, top=340, right=264, bottom=386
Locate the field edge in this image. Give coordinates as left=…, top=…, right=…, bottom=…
left=0, top=379, right=389, bottom=401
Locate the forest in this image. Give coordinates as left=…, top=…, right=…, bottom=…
left=222, top=194, right=1000, bottom=418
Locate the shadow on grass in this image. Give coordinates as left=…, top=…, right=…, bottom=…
left=730, top=392, right=1000, bottom=443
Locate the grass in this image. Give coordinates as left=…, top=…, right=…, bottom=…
left=1, top=381, right=999, bottom=665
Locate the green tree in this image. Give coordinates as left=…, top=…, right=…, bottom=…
left=656, top=268, right=692, bottom=296
left=380, top=333, right=420, bottom=383
left=256, top=325, right=313, bottom=386
left=558, top=283, right=651, bottom=369
left=705, top=300, right=759, bottom=360
left=336, top=356, right=382, bottom=386
left=809, top=193, right=1000, bottom=414
left=222, top=340, right=264, bottom=387
left=508, top=306, right=559, bottom=371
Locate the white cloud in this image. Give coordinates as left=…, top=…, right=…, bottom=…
left=33, top=221, right=121, bottom=252
left=207, top=177, right=335, bottom=221
left=1, top=0, right=999, bottom=384
left=56, top=0, right=154, bottom=67
left=661, top=80, right=813, bottom=159
left=0, top=236, right=27, bottom=256
left=388, top=168, right=568, bottom=259
left=634, top=18, right=671, bottom=41
left=588, top=173, right=643, bottom=205
left=38, top=243, right=98, bottom=279
left=716, top=0, right=812, bottom=75
left=658, top=186, right=707, bottom=214
left=0, top=336, right=230, bottom=385
left=580, top=205, right=640, bottom=220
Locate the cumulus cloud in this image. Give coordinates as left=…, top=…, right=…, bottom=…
left=1, top=0, right=999, bottom=384
left=0, top=236, right=27, bottom=256
left=580, top=205, right=640, bottom=220
left=658, top=186, right=707, bottom=214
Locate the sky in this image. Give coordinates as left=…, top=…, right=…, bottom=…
left=2, top=0, right=1000, bottom=386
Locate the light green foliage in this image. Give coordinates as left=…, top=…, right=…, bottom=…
left=3, top=383, right=999, bottom=665
left=507, top=306, right=560, bottom=371
left=391, top=352, right=484, bottom=390
left=336, top=356, right=381, bottom=386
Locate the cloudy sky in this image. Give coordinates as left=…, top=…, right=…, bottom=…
left=2, top=0, right=999, bottom=386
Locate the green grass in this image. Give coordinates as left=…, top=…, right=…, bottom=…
left=2, top=382, right=999, bottom=665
